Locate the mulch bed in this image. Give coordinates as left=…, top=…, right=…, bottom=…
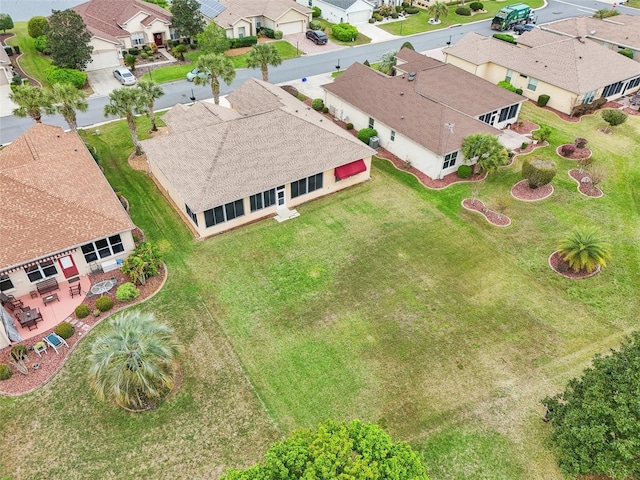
left=512, top=140, right=548, bottom=156
left=509, top=119, right=539, bottom=135
left=568, top=169, right=604, bottom=198
left=511, top=179, right=553, bottom=201
left=461, top=198, right=511, bottom=227
left=548, top=251, right=600, bottom=279
left=0, top=33, right=40, bottom=87
left=556, top=145, right=592, bottom=160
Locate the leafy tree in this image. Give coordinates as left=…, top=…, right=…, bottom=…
left=27, top=16, right=48, bottom=38
left=462, top=133, right=508, bottom=174
left=170, top=0, right=205, bottom=39
left=521, top=156, right=556, bottom=188
left=245, top=43, right=281, bottom=82
left=222, top=419, right=429, bottom=480
left=172, top=43, right=187, bottom=60
left=427, top=2, right=449, bottom=23
left=401, top=41, right=415, bottom=51
left=88, top=311, right=180, bottom=410
left=137, top=80, right=164, bottom=131
left=0, top=13, right=14, bottom=33
left=196, top=22, right=230, bottom=54
left=193, top=53, right=235, bottom=105
left=9, top=84, right=52, bottom=123
left=557, top=226, right=611, bottom=273
left=542, top=331, right=640, bottom=479
left=144, top=0, right=169, bottom=8
left=121, top=242, right=162, bottom=285
left=47, top=9, right=93, bottom=70
left=379, top=49, right=398, bottom=75
left=46, top=82, right=88, bottom=131
left=532, top=123, right=553, bottom=142
left=601, top=109, right=627, bottom=133
left=103, top=87, right=149, bottom=155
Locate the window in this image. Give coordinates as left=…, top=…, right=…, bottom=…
left=628, top=77, right=640, bottom=89
left=25, top=260, right=58, bottom=283
left=507, top=104, right=518, bottom=119
left=308, top=0, right=312, bottom=5
left=204, top=199, right=245, bottom=228
left=185, top=204, right=198, bottom=226
left=390, top=130, right=396, bottom=141
left=256, top=18, right=261, bottom=29
left=478, top=110, right=496, bottom=125
left=497, top=105, right=518, bottom=123
left=238, top=26, right=245, bottom=38
left=169, top=28, right=179, bottom=40
left=291, top=173, right=324, bottom=198
left=527, top=78, right=538, bottom=92
left=0, top=275, right=14, bottom=292
left=582, top=90, right=596, bottom=105
left=131, top=32, right=145, bottom=46
left=498, top=106, right=509, bottom=123
left=250, top=188, right=276, bottom=212
left=442, top=151, right=458, bottom=169
left=368, top=117, right=375, bottom=129
left=602, top=81, right=623, bottom=97
left=505, top=69, right=513, bottom=83
left=81, top=234, right=125, bottom=263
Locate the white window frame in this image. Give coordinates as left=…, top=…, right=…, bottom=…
left=368, top=117, right=375, bottom=129
left=442, top=151, right=458, bottom=169
left=527, top=77, right=538, bottom=92
left=505, top=69, right=513, bottom=83
left=131, top=32, right=145, bottom=46
left=25, top=260, right=58, bottom=283
left=390, top=130, right=395, bottom=141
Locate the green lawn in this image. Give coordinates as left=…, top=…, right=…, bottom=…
left=379, top=0, right=544, bottom=35
left=313, top=18, right=372, bottom=46
left=5, top=22, right=53, bottom=87
left=139, top=50, right=204, bottom=83
left=1, top=102, right=640, bottom=479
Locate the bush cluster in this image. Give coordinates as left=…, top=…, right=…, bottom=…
left=95, top=296, right=114, bottom=312
left=229, top=36, right=257, bottom=48
left=332, top=23, right=358, bottom=41
left=373, top=13, right=384, bottom=21
left=455, top=6, right=471, bottom=15
left=457, top=165, right=472, bottom=178
left=497, top=80, right=517, bottom=92
left=4, top=46, right=13, bottom=56
left=404, top=6, right=420, bottom=14
left=33, top=35, right=48, bottom=54
left=116, top=282, right=140, bottom=302
left=55, top=321, right=75, bottom=339
left=618, top=48, right=633, bottom=59
left=575, top=137, right=588, bottom=148
left=260, top=27, right=275, bottom=38
left=309, top=20, right=322, bottom=30
left=357, top=128, right=378, bottom=145
left=0, top=364, right=11, bottom=381
left=493, top=33, right=515, bottom=43
left=522, top=157, right=557, bottom=188
left=75, top=304, right=90, bottom=318
left=45, top=66, right=87, bottom=88
left=311, top=98, right=324, bottom=111
left=561, top=144, right=576, bottom=156
left=312, top=6, right=321, bottom=17
left=121, top=242, right=162, bottom=285
left=571, top=97, right=606, bottom=117
left=274, top=30, right=283, bottom=40
left=345, top=122, right=354, bottom=130
left=537, top=94, right=550, bottom=107
left=469, top=1, right=484, bottom=10
left=128, top=47, right=140, bottom=56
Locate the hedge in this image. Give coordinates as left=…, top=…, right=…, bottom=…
left=229, top=36, right=257, bottom=48
left=45, top=66, right=87, bottom=89
left=618, top=48, right=634, bottom=59
left=469, top=1, right=484, bottom=11
left=455, top=6, right=471, bottom=15
left=457, top=165, right=472, bottom=178
left=312, top=6, right=321, bottom=17
left=493, top=33, right=515, bottom=44
left=405, top=6, right=420, bottom=13
left=497, top=80, right=517, bottom=92
left=357, top=128, right=378, bottom=145
left=537, top=94, right=550, bottom=107
left=331, top=23, right=358, bottom=41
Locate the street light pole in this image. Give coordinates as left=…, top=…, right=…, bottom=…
left=335, top=58, right=340, bottom=73
left=296, top=40, right=299, bottom=56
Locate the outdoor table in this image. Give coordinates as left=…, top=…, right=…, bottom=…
left=17, top=308, right=41, bottom=330
left=90, top=279, right=116, bottom=296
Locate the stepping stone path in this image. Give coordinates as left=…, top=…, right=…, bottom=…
left=68, top=318, right=91, bottom=334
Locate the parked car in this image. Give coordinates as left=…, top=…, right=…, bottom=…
left=113, top=68, right=137, bottom=85
left=186, top=67, right=211, bottom=82
left=513, top=23, right=536, bottom=34
left=306, top=30, right=328, bottom=45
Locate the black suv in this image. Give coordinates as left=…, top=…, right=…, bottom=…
left=513, top=23, right=536, bottom=34
left=306, top=29, right=328, bottom=45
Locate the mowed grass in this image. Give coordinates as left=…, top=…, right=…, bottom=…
left=5, top=22, right=53, bottom=87
left=1, top=102, right=639, bottom=479
left=229, top=41, right=300, bottom=68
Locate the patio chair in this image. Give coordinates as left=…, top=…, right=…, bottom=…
left=43, top=333, right=69, bottom=354
left=69, top=283, right=82, bottom=298
left=33, top=341, right=48, bottom=357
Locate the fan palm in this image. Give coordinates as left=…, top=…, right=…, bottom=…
left=193, top=53, right=235, bottom=105
left=88, top=311, right=180, bottom=410
left=462, top=132, right=508, bottom=174
left=9, top=84, right=52, bottom=123
left=245, top=43, right=282, bottom=82
left=137, top=80, right=165, bottom=131
left=103, top=87, right=149, bottom=155
left=379, top=49, right=398, bottom=75
left=557, top=227, right=611, bottom=273
left=427, top=2, right=449, bottom=23
left=46, top=82, right=88, bottom=131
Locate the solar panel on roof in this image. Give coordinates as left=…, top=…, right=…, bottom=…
left=197, top=0, right=226, bottom=18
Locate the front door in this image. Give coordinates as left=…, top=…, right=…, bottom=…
left=276, top=185, right=286, bottom=207
left=58, top=255, right=79, bottom=278
left=153, top=33, right=163, bottom=46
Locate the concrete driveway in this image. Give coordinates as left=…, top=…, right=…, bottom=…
left=86, top=67, right=130, bottom=98
left=285, top=33, right=344, bottom=56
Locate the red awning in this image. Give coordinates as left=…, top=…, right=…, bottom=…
left=335, top=159, right=367, bottom=180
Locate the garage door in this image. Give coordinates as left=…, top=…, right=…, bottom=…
left=278, top=21, right=303, bottom=35
left=86, top=50, right=120, bottom=71
left=348, top=9, right=371, bottom=25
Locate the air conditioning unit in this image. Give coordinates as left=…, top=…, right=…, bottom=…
left=369, top=136, right=379, bottom=149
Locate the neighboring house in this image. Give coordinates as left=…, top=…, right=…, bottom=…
left=199, top=0, right=312, bottom=38
left=323, top=48, right=524, bottom=180
left=444, top=31, right=640, bottom=115
left=72, top=0, right=173, bottom=71
left=540, top=15, right=640, bottom=62
left=142, top=78, right=375, bottom=238
left=0, top=124, right=136, bottom=298
left=297, top=0, right=374, bottom=25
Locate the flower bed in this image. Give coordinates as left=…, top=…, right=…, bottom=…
left=461, top=198, right=511, bottom=227
left=568, top=169, right=603, bottom=198
left=556, top=145, right=592, bottom=160
left=548, top=251, right=600, bottom=279
left=511, top=179, right=553, bottom=201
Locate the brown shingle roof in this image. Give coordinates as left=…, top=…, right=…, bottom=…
left=541, top=15, right=640, bottom=49
left=213, top=0, right=311, bottom=27
left=0, top=124, right=134, bottom=270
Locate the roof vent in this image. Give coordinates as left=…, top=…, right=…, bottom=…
left=400, top=91, right=404, bottom=95
left=408, top=72, right=416, bottom=81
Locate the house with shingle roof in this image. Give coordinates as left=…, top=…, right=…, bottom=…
left=444, top=31, right=640, bottom=115
left=323, top=48, right=524, bottom=180
left=0, top=124, right=135, bottom=298
left=72, top=0, right=173, bottom=71
left=295, top=0, right=374, bottom=25
left=142, top=78, right=375, bottom=237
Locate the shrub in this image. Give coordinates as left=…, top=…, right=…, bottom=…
left=391, top=12, right=399, bottom=18
left=497, top=80, right=517, bottom=92
left=515, top=88, right=523, bottom=94
left=374, top=13, right=384, bottom=21
left=575, top=137, right=588, bottom=148
left=593, top=97, right=607, bottom=109
left=532, top=124, right=553, bottom=143
left=128, top=47, right=140, bottom=56
left=75, top=304, right=90, bottom=318
left=311, top=98, right=324, bottom=111
left=456, top=6, right=472, bottom=15
left=363, top=59, right=370, bottom=66
left=457, top=164, right=472, bottom=178
left=561, top=144, right=576, bottom=156
left=142, top=44, right=151, bottom=51
left=405, top=6, right=420, bottom=13
left=537, top=94, right=550, bottom=107
left=11, top=75, right=22, bottom=86
left=396, top=5, right=404, bottom=12
left=95, top=296, right=114, bottom=313
left=332, top=23, right=358, bottom=41
left=357, top=128, right=378, bottom=145
left=140, top=52, right=148, bottom=59
left=618, top=48, right=634, bottom=59
left=521, top=141, right=528, bottom=150
left=379, top=4, right=395, bottom=16
left=469, top=1, right=484, bottom=10
left=601, top=109, right=628, bottom=130
left=401, top=41, right=415, bottom=51
left=369, top=17, right=375, bottom=23
left=55, top=321, right=75, bottom=339
left=261, top=27, right=275, bottom=38
left=322, top=106, right=329, bottom=113
left=312, top=6, right=321, bottom=17
left=0, top=364, right=11, bottom=381
left=28, top=16, right=49, bottom=38
left=309, top=20, right=322, bottom=30
left=116, top=282, right=140, bottom=302
left=172, top=44, right=187, bottom=60
left=593, top=8, right=619, bottom=18
left=11, top=345, right=28, bottom=361
left=522, top=156, right=557, bottom=188
left=33, top=35, right=48, bottom=53
left=121, top=242, right=162, bottom=285
left=45, top=66, right=86, bottom=89
left=345, top=122, right=354, bottom=130
left=229, top=36, right=257, bottom=48
left=4, top=46, right=13, bottom=56
left=492, top=33, right=515, bottom=43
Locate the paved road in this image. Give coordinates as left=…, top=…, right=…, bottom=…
left=0, top=0, right=637, bottom=144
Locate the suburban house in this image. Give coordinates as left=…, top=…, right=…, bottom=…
left=142, top=78, right=375, bottom=238
left=444, top=31, right=640, bottom=115
left=0, top=124, right=136, bottom=298
left=540, top=15, right=640, bottom=62
left=199, top=0, right=313, bottom=38
left=298, top=0, right=374, bottom=25
left=72, top=0, right=173, bottom=71
left=323, top=48, right=524, bottom=180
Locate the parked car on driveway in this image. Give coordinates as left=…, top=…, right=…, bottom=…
left=306, top=30, right=328, bottom=45
left=186, top=67, right=211, bottom=82
left=113, top=68, right=137, bottom=85
left=513, top=23, right=536, bottom=34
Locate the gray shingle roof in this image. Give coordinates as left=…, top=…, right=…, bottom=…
left=541, top=15, right=640, bottom=50
left=319, top=0, right=359, bottom=9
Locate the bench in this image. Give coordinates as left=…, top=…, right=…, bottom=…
left=36, top=278, right=60, bottom=296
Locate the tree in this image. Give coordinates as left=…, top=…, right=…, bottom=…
left=401, top=41, right=415, bottom=51
left=427, top=2, right=449, bottom=23
left=601, top=109, right=627, bottom=133
left=245, top=43, right=282, bottom=82
left=144, top=0, right=169, bottom=8
left=193, top=53, right=235, bottom=105
left=379, top=49, right=398, bottom=75
left=9, top=84, right=52, bottom=124
left=0, top=14, right=14, bottom=33
left=557, top=226, right=611, bottom=273
left=532, top=123, right=553, bottom=143
left=47, top=9, right=93, bottom=70
left=222, top=420, right=430, bottom=480
left=103, top=87, right=149, bottom=155
left=88, top=311, right=180, bottom=411
left=137, top=80, right=164, bottom=132
left=542, top=332, right=640, bottom=479
left=46, top=82, right=88, bottom=131
left=196, top=22, right=230, bottom=54
left=462, top=133, right=508, bottom=174
left=170, top=0, right=205, bottom=39
left=27, top=15, right=48, bottom=38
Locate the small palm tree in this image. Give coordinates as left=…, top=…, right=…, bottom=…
left=193, top=53, right=236, bottom=105
left=124, top=54, right=138, bottom=72
left=46, top=82, right=88, bottom=131
left=379, top=49, right=398, bottom=75
left=462, top=132, right=508, bottom=174
left=88, top=311, right=180, bottom=410
left=557, top=227, right=611, bottom=273
left=9, top=84, right=52, bottom=123
left=245, top=43, right=282, bottom=82
left=104, top=87, right=149, bottom=155
left=137, top=80, right=165, bottom=131
left=428, top=2, right=449, bottom=23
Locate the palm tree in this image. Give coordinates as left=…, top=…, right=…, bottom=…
left=137, top=80, right=165, bottom=132
left=103, top=87, right=149, bottom=155
left=245, top=43, right=282, bottom=82
left=427, top=2, right=449, bottom=23
left=461, top=132, right=508, bottom=174
left=46, top=82, right=88, bottom=131
left=379, top=49, right=398, bottom=75
left=557, top=227, right=611, bottom=273
left=9, top=84, right=52, bottom=123
left=193, top=53, right=235, bottom=105
left=88, top=311, right=180, bottom=411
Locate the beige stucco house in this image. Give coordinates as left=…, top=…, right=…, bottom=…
left=296, top=0, right=373, bottom=25
left=444, top=31, right=640, bottom=115
left=142, top=78, right=375, bottom=238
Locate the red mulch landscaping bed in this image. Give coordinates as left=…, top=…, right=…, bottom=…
left=548, top=251, right=600, bottom=279
left=509, top=119, right=539, bottom=135
left=556, top=145, right=592, bottom=160
left=461, top=198, right=511, bottom=227
left=511, top=180, right=553, bottom=201
left=568, top=169, right=604, bottom=198
left=512, top=141, right=548, bottom=156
